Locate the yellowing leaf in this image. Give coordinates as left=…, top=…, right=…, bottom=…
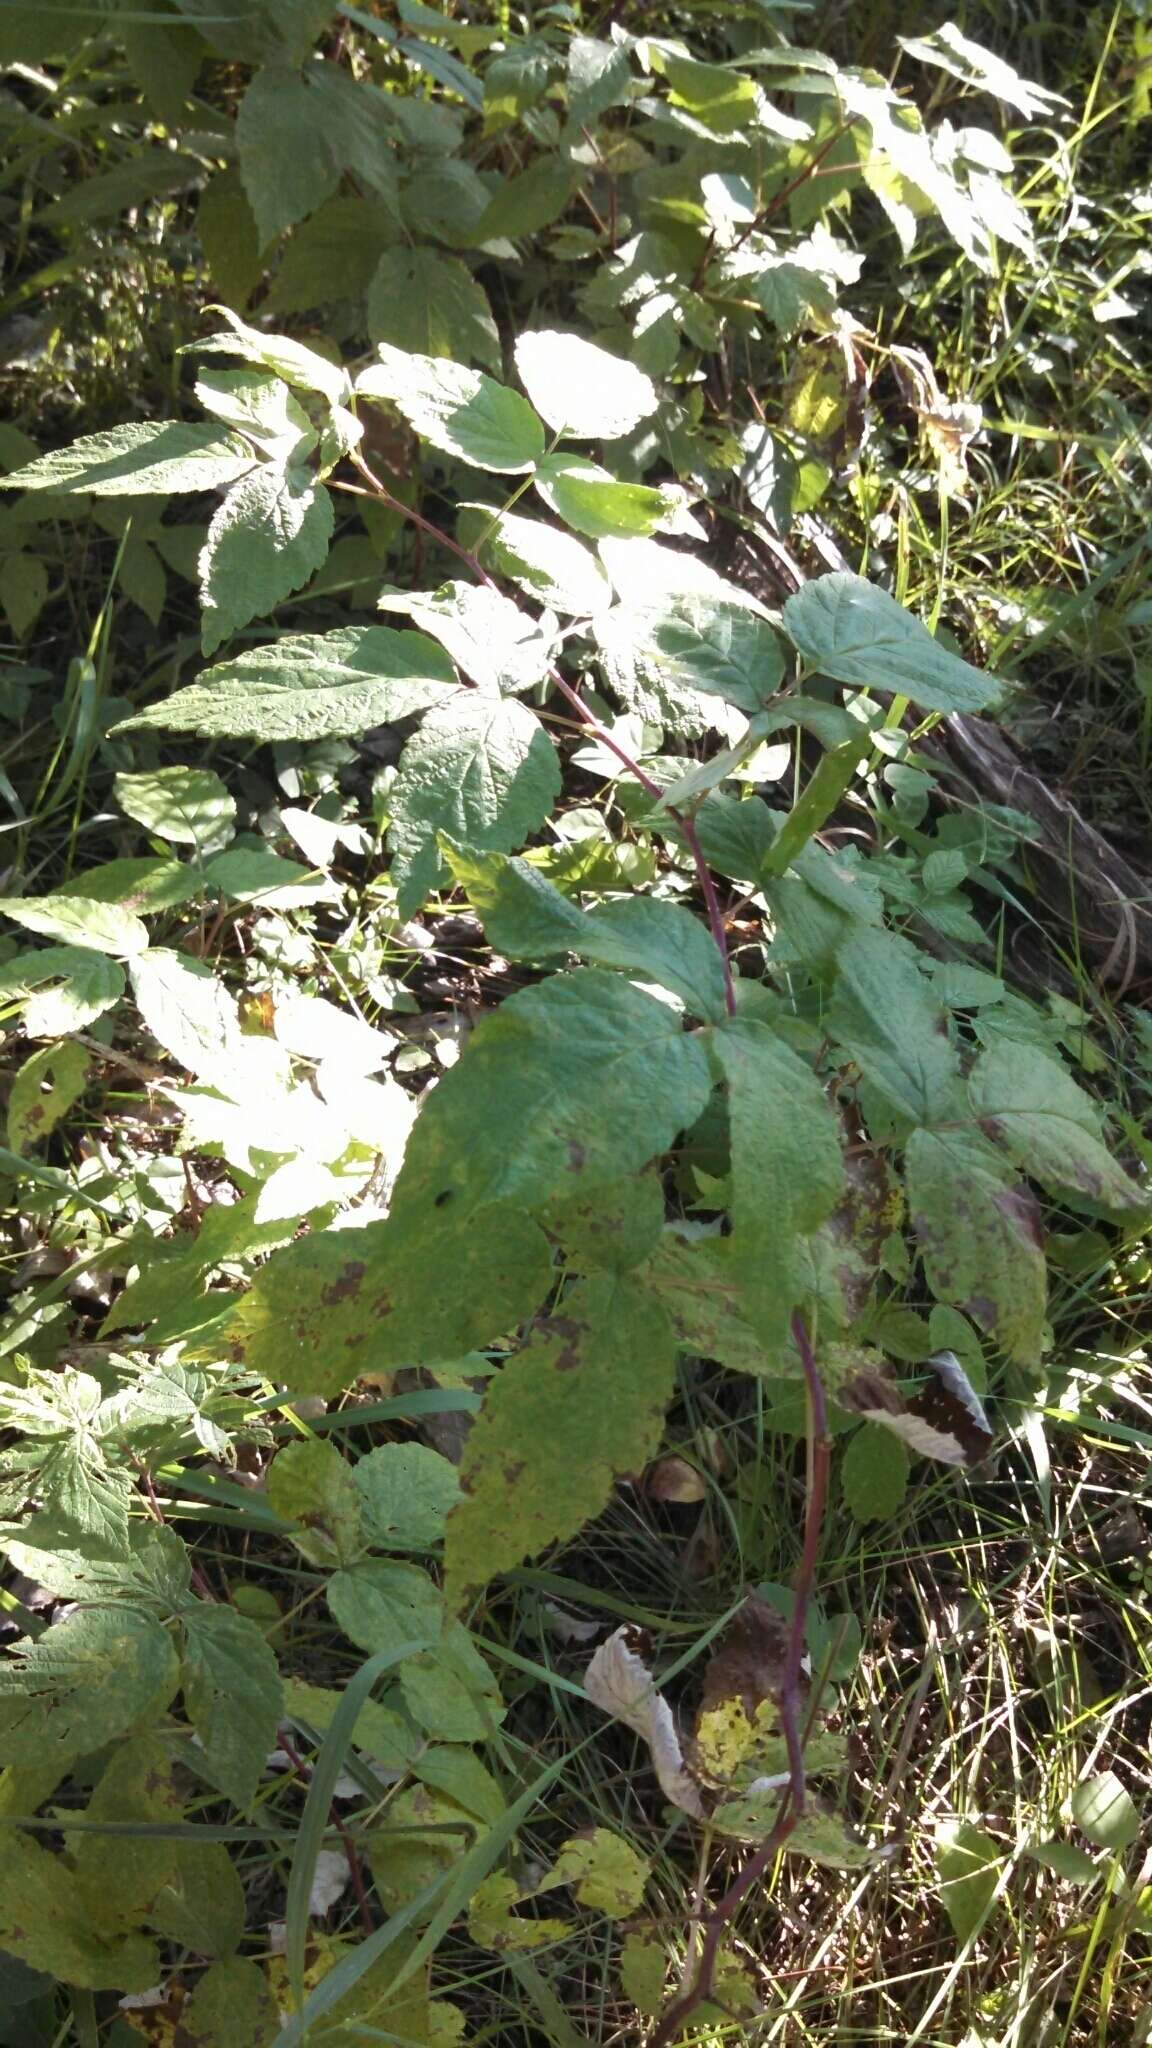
left=445, top=1272, right=677, bottom=1603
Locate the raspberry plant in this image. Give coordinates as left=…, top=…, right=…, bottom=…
left=0, top=7, right=1147, bottom=2042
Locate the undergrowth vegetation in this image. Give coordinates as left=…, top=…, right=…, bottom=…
left=0, top=3, right=1149, bottom=2044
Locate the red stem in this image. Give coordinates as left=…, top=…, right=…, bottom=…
left=276, top=1728, right=375, bottom=1939
left=345, top=451, right=738, bottom=1014
left=647, top=1312, right=829, bottom=2047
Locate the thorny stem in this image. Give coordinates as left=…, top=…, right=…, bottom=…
left=647, top=1312, right=830, bottom=2048
left=343, top=450, right=739, bottom=1014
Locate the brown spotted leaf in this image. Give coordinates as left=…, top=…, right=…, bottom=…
left=970, top=1040, right=1147, bottom=1218
left=225, top=1204, right=551, bottom=1397
left=445, top=1272, right=677, bottom=1605
left=390, top=968, right=713, bottom=1227
left=906, top=1129, right=1046, bottom=1364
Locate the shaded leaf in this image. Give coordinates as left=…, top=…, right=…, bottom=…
left=840, top=1423, right=910, bottom=1522
left=713, top=1017, right=844, bottom=1354
left=181, top=1603, right=283, bottom=1808
left=0, top=1606, right=180, bottom=1767
left=970, top=1040, right=1147, bottom=1217
left=368, top=247, right=499, bottom=370
left=907, top=1129, right=1047, bottom=1365
left=355, top=1443, right=460, bottom=1551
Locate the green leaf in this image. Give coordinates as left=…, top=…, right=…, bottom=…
left=355, top=1443, right=461, bottom=1551
left=443, top=845, right=728, bottom=1019
left=468, top=1872, right=568, bottom=1951
left=1071, top=1771, right=1141, bottom=1852
left=113, top=625, right=457, bottom=741
left=265, top=195, right=399, bottom=318
left=198, top=165, right=263, bottom=310
left=150, top=1839, right=248, bottom=1959
left=327, top=1556, right=442, bottom=1655
left=906, top=1129, right=1047, bottom=1365
left=195, top=367, right=317, bottom=463
left=236, top=62, right=343, bottom=245
left=0, top=550, right=48, bottom=638
left=0, top=422, right=253, bottom=498
left=1026, top=1839, right=1099, bottom=1882
left=473, top=158, right=576, bottom=242
left=713, top=1017, right=844, bottom=1355
left=7, top=1039, right=89, bottom=1154
left=841, top=1423, right=909, bottom=1522
left=401, top=580, right=553, bottom=695
left=115, top=765, right=236, bottom=851
left=368, top=246, right=499, bottom=370
left=192, top=308, right=352, bottom=409
left=0, top=945, right=123, bottom=1036
left=829, top=927, right=963, bottom=1125
left=935, top=1819, right=1001, bottom=1942
left=596, top=593, right=786, bottom=726
left=69, top=1735, right=185, bottom=1933
left=970, top=1041, right=1147, bottom=1217
left=267, top=1438, right=365, bottom=1566
left=181, top=1603, right=283, bottom=1808
left=390, top=968, right=713, bottom=1223
left=446, top=1271, right=677, bottom=1603
left=0, top=1831, right=159, bottom=1993
left=129, top=948, right=242, bottom=1083
left=57, top=855, right=203, bottom=914
left=389, top=693, right=561, bottom=915
left=400, top=1624, right=504, bottom=1742
left=568, top=34, right=634, bottom=121
left=642, top=1232, right=768, bottom=1374
left=0, top=1605, right=180, bottom=1767
left=1, top=893, right=149, bottom=957
left=514, top=330, right=658, bottom=440
left=534, top=456, right=672, bottom=540
left=661, top=50, right=760, bottom=135
left=200, top=464, right=334, bottom=655
left=783, top=573, right=1001, bottom=713
left=545, top=1171, right=665, bottom=1276
left=468, top=505, right=611, bottom=613
left=226, top=1204, right=552, bottom=1395
left=356, top=345, right=545, bottom=472
left=174, top=1958, right=279, bottom=2047
left=283, top=1679, right=420, bottom=1773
